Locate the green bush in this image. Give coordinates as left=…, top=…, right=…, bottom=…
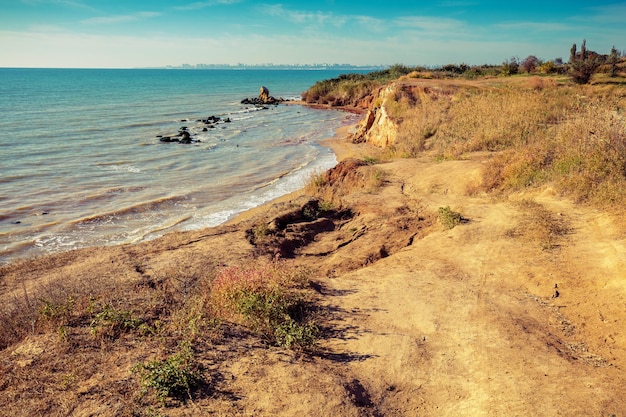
left=210, top=259, right=316, bottom=349
left=438, top=206, right=463, bottom=230
left=89, top=302, right=149, bottom=339
left=133, top=342, right=203, bottom=405
left=274, top=319, right=318, bottom=350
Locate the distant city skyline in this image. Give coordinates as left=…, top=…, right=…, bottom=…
left=1, top=1, right=625, bottom=68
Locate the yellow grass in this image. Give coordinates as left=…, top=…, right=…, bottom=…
left=387, top=77, right=626, bottom=208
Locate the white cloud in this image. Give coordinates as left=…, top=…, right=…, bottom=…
left=393, top=16, right=465, bottom=32
left=20, top=0, right=100, bottom=12
left=493, top=21, right=573, bottom=32
left=80, top=11, right=161, bottom=25
left=259, top=4, right=345, bottom=27
left=174, top=0, right=242, bottom=11
left=585, top=4, right=626, bottom=23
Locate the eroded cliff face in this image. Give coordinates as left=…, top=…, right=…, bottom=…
left=350, top=83, right=399, bottom=148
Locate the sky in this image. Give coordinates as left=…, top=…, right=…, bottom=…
left=0, top=0, right=625, bottom=68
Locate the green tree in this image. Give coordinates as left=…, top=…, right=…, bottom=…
left=569, top=43, right=577, bottom=64
left=502, top=57, right=519, bottom=76
left=569, top=39, right=599, bottom=84
left=609, top=46, right=619, bottom=77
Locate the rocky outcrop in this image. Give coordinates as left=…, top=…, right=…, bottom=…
left=241, top=86, right=286, bottom=105
left=350, top=84, right=399, bottom=148
left=259, top=86, right=270, bottom=102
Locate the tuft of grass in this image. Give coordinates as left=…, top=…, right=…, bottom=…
left=507, top=200, right=571, bottom=250
left=209, top=259, right=316, bottom=349
left=133, top=341, right=203, bottom=406
left=88, top=301, right=151, bottom=340
left=438, top=206, right=463, bottom=230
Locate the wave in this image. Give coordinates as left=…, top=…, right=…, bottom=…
left=69, top=195, right=191, bottom=226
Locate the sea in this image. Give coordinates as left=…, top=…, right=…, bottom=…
left=0, top=68, right=364, bottom=264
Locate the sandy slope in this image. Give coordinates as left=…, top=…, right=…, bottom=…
left=189, top=153, right=626, bottom=416
left=2, top=145, right=625, bottom=416
left=311, top=156, right=626, bottom=416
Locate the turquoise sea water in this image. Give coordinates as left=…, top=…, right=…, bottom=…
left=0, top=68, right=361, bottom=263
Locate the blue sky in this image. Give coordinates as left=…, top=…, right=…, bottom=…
left=1, top=0, right=624, bottom=68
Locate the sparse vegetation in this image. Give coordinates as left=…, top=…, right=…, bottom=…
left=438, top=206, right=463, bottom=230
left=88, top=301, right=149, bottom=340
left=366, top=75, right=626, bottom=208
left=209, top=258, right=317, bottom=349
left=507, top=200, right=571, bottom=250
left=305, top=159, right=388, bottom=206
left=133, top=341, right=203, bottom=405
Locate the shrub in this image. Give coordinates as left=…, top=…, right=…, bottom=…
left=209, top=259, right=316, bottom=349
left=570, top=59, right=600, bottom=84
left=539, top=61, right=557, bottom=74
left=438, top=206, right=463, bottom=230
left=274, top=320, right=318, bottom=349
left=520, top=55, right=541, bottom=73
left=89, top=302, right=148, bottom=340
left=133, top=342, right=203, bottom=405
left=502, top=57, right=519, bottom=76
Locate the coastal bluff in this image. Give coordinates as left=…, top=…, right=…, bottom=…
left=1, top=76, right=625, bottom=416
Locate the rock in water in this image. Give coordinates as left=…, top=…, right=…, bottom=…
left=259, top=86, right=270, bottom=102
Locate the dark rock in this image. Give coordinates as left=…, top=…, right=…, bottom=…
left=241, top=87, right=285, bottom=106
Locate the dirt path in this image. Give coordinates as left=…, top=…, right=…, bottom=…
left=311, top=157, right=626, bottom=416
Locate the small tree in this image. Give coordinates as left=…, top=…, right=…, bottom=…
left=520, top=55, right=540, bottom=73
left=502, top=57, right=519, bottom=76
left=569, top=44, right=577, bottom=64
left=609, top=46, right=619, bottom=77
left=569, top=39, right=600, bottom=84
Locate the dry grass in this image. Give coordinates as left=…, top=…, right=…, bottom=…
left=386, top=77, right=626, bottom=210
left=0, top=246, right=320, bottom=414
left=506, top=200, right=571, bottom=250
left=385, top=85, right=457, bottom=158
left=305, top=159, right=387, bottom=207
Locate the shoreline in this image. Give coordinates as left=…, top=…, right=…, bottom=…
left=1, top=106, right=364, bottom=266
left=225, top=115, right=363, bottom=225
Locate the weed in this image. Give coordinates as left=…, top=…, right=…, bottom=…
left=274, top=319, right=318, bottom=350
left=209, top=259, right=316, bottom=348
left=252, top=221, right=271, bottom=240
left=438, top=206, right=463, bottom=230
left=39, top=295, right=75, bottom=321
left=511, top=200, right=571, bottom=250
left=133, top=342, right=203, bottom=405
left=89, top=302, right=147, bottom=339
left=318, top=200, right=334, bottom=212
